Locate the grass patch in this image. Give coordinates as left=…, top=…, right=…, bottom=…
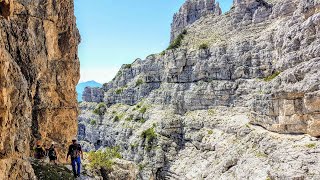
left=199, top=43, right=209, bottom=50
left=125, top=114, right=134, bottom=121
left=306, top=143, right=317, bottom=148
left=208, top=109, right=216, bottom=116
left=139, top=106, right=147, bottom=114
left=167, top=30, right=187, bottom=50
left=138, top=118, right=146, bottom=123
left=87, top=147, right=122, bottom=171
left=130, top=143, right=138, bottom=149
left=90, top=119, right=97, bottom=126
left=31, top=159, right=74, bottom=180
left=135, top=79, right=144, bottom=87
left=263, top=71, right=280, bottom=82
left=255, top=152, right=268, bottom=158
left=245, top=123, right=251, bottom=128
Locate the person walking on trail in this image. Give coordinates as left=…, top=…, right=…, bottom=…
left=34, top=140, right=46, bottom=160
left=48, top=142, right=58, bottom=164
left=66, top=138, right=83, bottom=178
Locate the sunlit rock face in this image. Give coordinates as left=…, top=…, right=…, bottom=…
left=88, top=0, right=320, bottom=137
left=170, top=0, right=222, bottom=42
left=79, top=0, right=320, bottom=179
left=0, top=0, right=80, bottom=179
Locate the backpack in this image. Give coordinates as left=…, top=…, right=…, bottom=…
left=70, top=144, right=80, bottom=159
left=34, top=147, right=45, bottom=159
left=48, top=148, right=56, bottom=158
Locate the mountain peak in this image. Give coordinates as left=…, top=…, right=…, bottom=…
left=170, top=0, right=222, bottom=42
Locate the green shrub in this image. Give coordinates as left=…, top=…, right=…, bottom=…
left=208, top=130, right=213, bottom=135
left=306, top=143, right=317, bottom=148
left=139, top=106, right=147, bottom=114
left=90, top=119, right=97, bottom=126
left=125, top=115, right=134, bottom=121
left=138, top=118, right=146, bottom=123
left=115, top=88, right=123, bottom=94
left=136, top=103, right=142, bottom=109
left=263, top=71, right=280, bottom=82
left=124, top=64, right=132, bottom=69
left=130, top=143, right=138, bottom=149
left=199, top=43, right=209, bottom=50
left=138, top=163, right=146, bottom=171
left=160, top=51, right=166, bottom=56
left=167, top=30, right=187, bottom=50
left=141, top=127, right=157, bottom=144
left=87, top=147, right=122, bottom=171
left=93, top=103, right=107, bottom=116
left=135, top=79, right=144, bottom=87
left=113, top=116, right=120, bottom=122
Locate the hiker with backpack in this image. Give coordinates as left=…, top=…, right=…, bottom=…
left=66, top=138, right=83, bottom=178
left=34, top=140, right=46, bottom=160
left=48, top=142, right=58, bottom=164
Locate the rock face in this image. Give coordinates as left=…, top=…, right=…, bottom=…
left=80, top=0, right=320, bottom=179
left=0, top=0, right=80, bottom=179
left=82, top=87, right=104, bottom=103
left=170, top=0, right=222, bottom=42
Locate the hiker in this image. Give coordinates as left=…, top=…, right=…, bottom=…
left=34, top=140, right=46, bottom=159
left=48, top=142, right=58, bottom=164
left=66, top=138, right=83, bottom=178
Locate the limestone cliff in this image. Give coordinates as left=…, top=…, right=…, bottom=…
left=170, top=0, right=222, bottom=42
left=80, top=0, right=320, bottom=179
left=0, top=0, right=80, bottom=179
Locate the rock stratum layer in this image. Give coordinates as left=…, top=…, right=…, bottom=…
left=0, top=0, right=80, bottom=179
left=80, top=0, right=320, bottom=179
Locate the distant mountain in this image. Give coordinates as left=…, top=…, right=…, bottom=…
left=76, top=81, right=102, bottom=101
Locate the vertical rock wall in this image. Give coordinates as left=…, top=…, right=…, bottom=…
left=0, top=0, right=80, bottom=179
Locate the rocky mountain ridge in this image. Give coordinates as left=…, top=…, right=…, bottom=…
left=79, top=0, right=320, bottom=179
left=0, top=0, right=80, bottom=179
left=170, top=0, right=222, bottom=42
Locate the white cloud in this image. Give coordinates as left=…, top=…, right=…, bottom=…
left=79, top=66, right=120, bottom=84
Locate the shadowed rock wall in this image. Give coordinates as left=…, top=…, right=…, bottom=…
left=0, top=0, right=80, bottom=179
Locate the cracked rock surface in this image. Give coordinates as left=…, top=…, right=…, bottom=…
left=0, top=0, right=80, bottom=179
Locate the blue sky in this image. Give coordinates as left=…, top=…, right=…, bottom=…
left=75, top=0, right=233, bottom=83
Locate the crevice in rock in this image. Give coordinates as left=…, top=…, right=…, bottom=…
left=31, top=81, right=42, bottom=144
